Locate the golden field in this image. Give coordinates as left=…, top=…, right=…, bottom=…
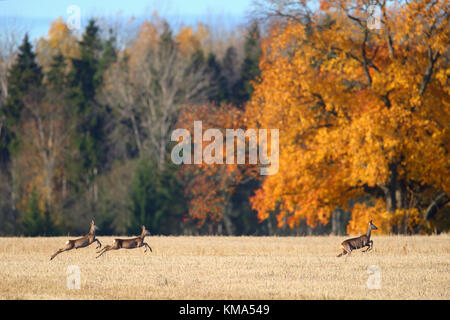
left=0, top=235, right=449, bottom=299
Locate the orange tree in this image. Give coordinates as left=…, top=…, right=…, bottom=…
left=248, top=0, right=449, bottom=234
left=176, top=103, right=260, bottom=234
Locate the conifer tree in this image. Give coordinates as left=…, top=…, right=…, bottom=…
left=2, top=34, right=43, bottom=155
left=232, top=22, right=261, bottom=107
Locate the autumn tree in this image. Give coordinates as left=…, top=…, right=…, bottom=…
left=102, top=19, right=213, bottom=169
left=35, top=18, right=79, bottom=72
left=249, top=0, right=449, bottom=234
left=177, top=103, right=260, bottom=235
left=17, top=54, right=73, bottom=228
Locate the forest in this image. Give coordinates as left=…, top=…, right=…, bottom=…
left=0, top=0, right=448, bottom=236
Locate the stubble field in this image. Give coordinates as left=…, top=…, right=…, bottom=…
left=0, top=235, right=449, bottom=299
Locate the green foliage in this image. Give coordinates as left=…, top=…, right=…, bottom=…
left=67, top=19, right=116, bottom=186
left=47, top=52, right=67, bottom=91
left=231, top=22, right=261, bottom=106
left=22, top=188, right=55, bottom=236
left=2, top=34, right=43, bottom=156
left=206, top=53, right=228, bottom=104
left=128, top=158, right=187, bottom=235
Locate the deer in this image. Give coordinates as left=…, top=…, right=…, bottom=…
left=50, top=220, right=102, bottom=260
left=337, top=220, right=378, bottom=257
left=96, top=225, right=152, bottom=258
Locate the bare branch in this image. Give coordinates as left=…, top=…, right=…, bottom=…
left=425, top=192, right=449, bottom=220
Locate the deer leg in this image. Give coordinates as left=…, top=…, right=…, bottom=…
left=50, top=249, right=64, bottom=260
left=362, top=242, right=371, bottom=252
left=337, top=250, right=346, bottom=257
left=362, top=241, right=373, bottom=252
left=143, top=242, right=152, bottom=253
left=50, top=241, right=75, bottom=260
left=94, top=238, right=102, bottom=249
left=337, top=244, right=350, bottom=257
left=96, top=245, right=112, bottom=258
left=96, top=245, right=119, bottom=258
left=366, top=240, right=374, bottom=251
left=50, top=247, right=72, bottom=260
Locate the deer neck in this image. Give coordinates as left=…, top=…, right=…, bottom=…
left=366, top=227, right=372, bottom=240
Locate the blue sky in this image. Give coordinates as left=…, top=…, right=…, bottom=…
left=0, top=0, right=254, bottom=39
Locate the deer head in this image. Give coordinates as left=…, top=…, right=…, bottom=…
left=90, top=220, right=99, bottom=234
left=141, top=225, right=151, bottom=237
left=369, top=220, right=378, bottom=231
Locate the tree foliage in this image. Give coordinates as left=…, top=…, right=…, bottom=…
left=248, top=0, right=449, bottom=234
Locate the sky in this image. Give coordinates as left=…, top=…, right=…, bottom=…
left=0, top=0, right=255, bottom=39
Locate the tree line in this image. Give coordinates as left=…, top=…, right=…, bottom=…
left=0, top=0, right=448, bottom=236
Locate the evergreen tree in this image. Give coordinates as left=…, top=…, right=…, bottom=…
left=47, top=52, right=67, bottom=91
left=68, top=20, right=115, bottom=189
left=188, top=48, right=206, bottom=74
left=232, top=22, right=261, bottom=107
left=0, top=35, right=43, bottom=235
left=205, top=53, right=228, bottom=104
left=221, top=46, right=239, bottom=103
left=22, top=187, right=55, bottom=236
left=2, top=34, right=43, bottom=156
left=128, top=159, right=187, bottom=235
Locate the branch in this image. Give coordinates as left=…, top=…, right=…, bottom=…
left=425, top=192, right=449, bottom=220
left=361, top=30, right=372, bottom=86
left=419, top=47, right=440, bottom=96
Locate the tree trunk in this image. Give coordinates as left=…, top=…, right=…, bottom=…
left=222, top=207, right=235, bottom=236
left=332, top=210, right=341, bottom=235
left=92, top=168, right=98, bottom=203
left=130, top=114, right=142, bottom=156
left=384, top=162, right=409, bottom=234
left=62, top=174, right=67, bottom=199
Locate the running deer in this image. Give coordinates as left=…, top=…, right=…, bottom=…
left=337, top=220, right=378, bottom=257
left=96, top=225, right=152, bottom=258
left=50, top=220, right=102, bottom=260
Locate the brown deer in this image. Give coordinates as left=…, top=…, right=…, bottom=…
left=337, top=220, right=378, bottom=257
left=96, top=225, right=152, bottom=258
left=50, top=220, right=102, bottom=260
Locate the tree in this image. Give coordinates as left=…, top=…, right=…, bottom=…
left=68, top=19, right=116, bottom=197
left=248, top=0, right=449, bottom=234
left=3, top=34, right=43, bottom=154
left=35, top=18, right=79, bottom=72
left=221, top=46, right=240, bottom=103
left=178, top=103, right=260, bottom=235
left=0, top=28, right=22, bottom=235
left=128, top=158, right=187, bottom=235
left=103, top=20, right=212, bottom=169
left=0, top=34, right=44, bottom=234
left=205, top=52, right=228, bottom=104
left=232, top=22, right=262, bottom=107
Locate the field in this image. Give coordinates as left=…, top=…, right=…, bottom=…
left=0, top=235, right=449, bottom=299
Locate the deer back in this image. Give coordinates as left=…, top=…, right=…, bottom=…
left=343, top=235, right=369, bottom=250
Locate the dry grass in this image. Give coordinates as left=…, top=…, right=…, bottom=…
left=0, top=235, right=449, bottom=299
